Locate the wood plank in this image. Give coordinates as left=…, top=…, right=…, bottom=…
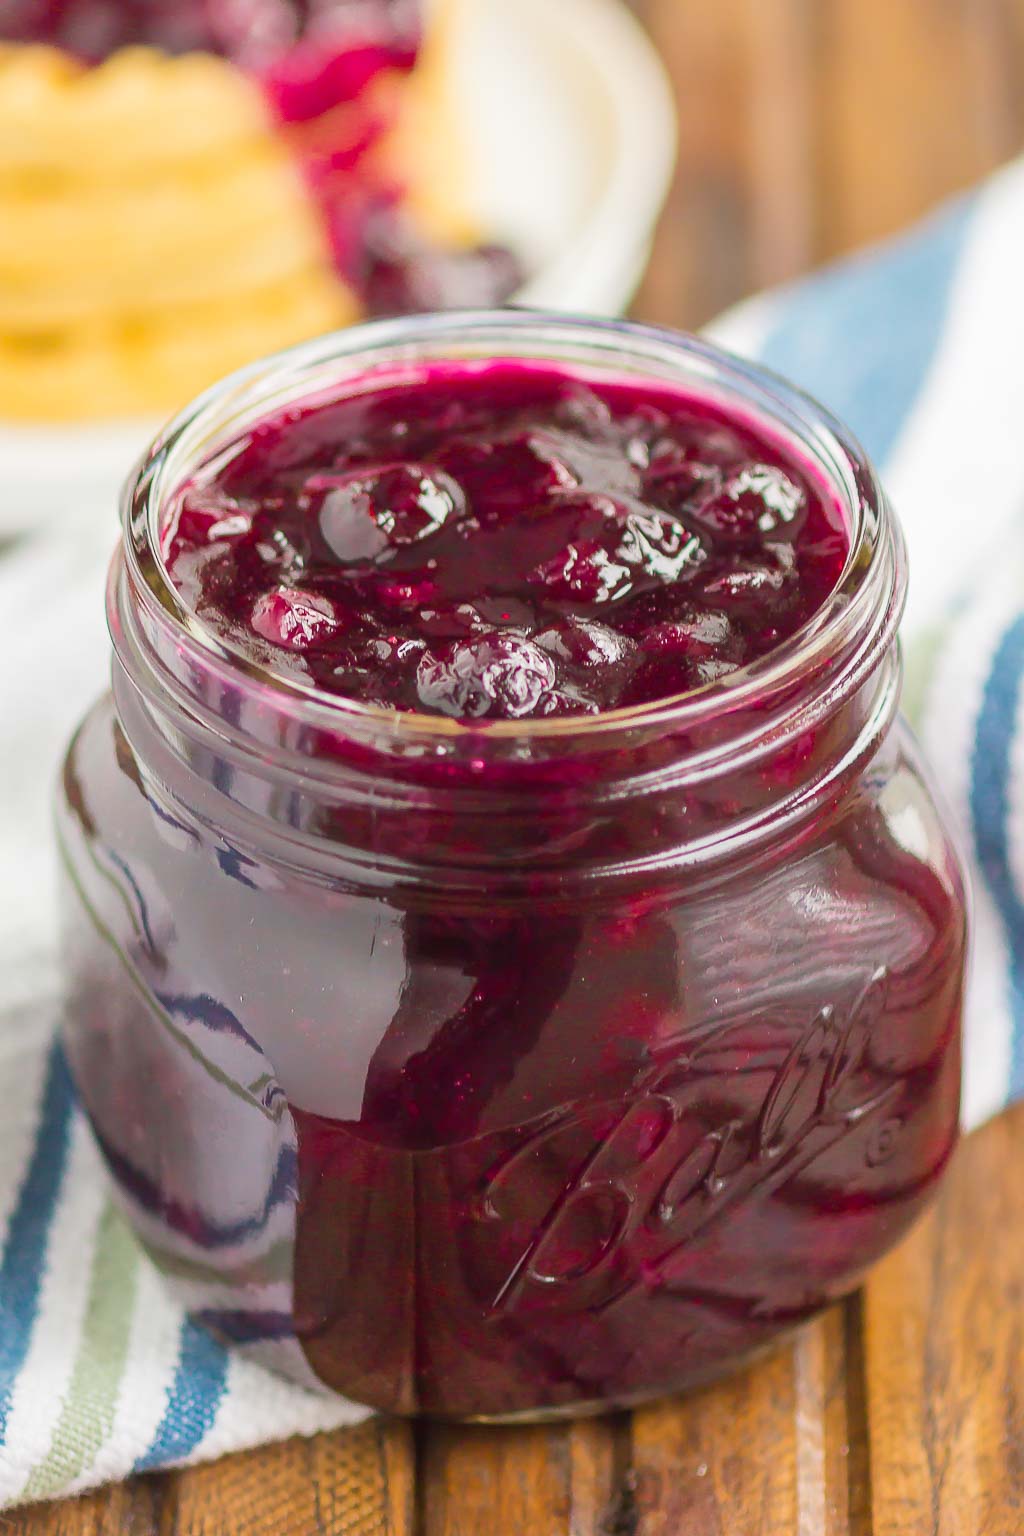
left=378, top=1419, right=418, bottom=1536
left=630, top=0, right=758, bottom=329
left=156, top=1421, right=414, bottom=1536
left=567, top=1416, right=624, bottom=1536
left=5, top=1422, right=414, bottom=1536
left=955, top=0, right=1024, bottom=166
left=816, top=0, right=1018, bottom=260
left=418, top=1420, right=572, bottom=1536
left=629, top=1308, right=859, bottom=1535
left=741, top=0, right=820, bottom=290
left=630, top=1339, right=801, bottom=1534
left=2, top=1479, right=163, bottom=1536
left=840, top=1298, right=873, bottom=1536
left=864, top=1101, right=1024, bottom=1535
left=631, top=0, right=1024, bottom=336
left=1009, top=0, right=1024, bottom=114
left=802, top=1303, right=873, bottom=1536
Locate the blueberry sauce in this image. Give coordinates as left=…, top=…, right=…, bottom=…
left=0, top=0, right=417, bottom=67
left=163, top=362, right=849, bottom=720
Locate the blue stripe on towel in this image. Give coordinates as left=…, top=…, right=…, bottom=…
left=0, top=1041, right=76, bottom=1436
left=134, top=1318, right=230, bottom=1472
left=757, top=196, right=977, bottom=468
left=971, top=613, right=1024, bottom=1101
left=193, top=1309, right=295, bottom=1344
left=93, top=1127, right=296, bottom=1249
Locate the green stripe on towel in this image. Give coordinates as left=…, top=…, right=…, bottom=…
left=21, top=1203, right=141, bottom=1503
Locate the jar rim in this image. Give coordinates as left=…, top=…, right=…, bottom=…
left=119, top=310, right=906, bottom=754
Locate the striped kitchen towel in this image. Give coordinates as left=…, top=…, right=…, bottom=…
left=3, top=157, right=1024, bottom=1508
left=709, top=152, right=1024, bottom=1130
left=0, top=518, right=368, bottom=1511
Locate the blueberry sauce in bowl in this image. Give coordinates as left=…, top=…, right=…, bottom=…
left=58, top=315, right=967, bottom=1418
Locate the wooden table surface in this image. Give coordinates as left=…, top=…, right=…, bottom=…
left=15, top=1, right=1024, bottom=1531
left=13, top=1102, right=1024, bottom=1536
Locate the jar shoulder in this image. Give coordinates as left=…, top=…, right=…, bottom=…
left=60, top=694, right=966, bottom=896
left=59, top=695, right=968, bottom=1138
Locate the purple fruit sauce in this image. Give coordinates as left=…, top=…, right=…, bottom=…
left=163, top=363, right=849, bottom=718
left=58, top=324, right=967, bottom=1419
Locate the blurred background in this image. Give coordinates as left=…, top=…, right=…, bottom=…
left=8, top=0, right=1024, bottom=443
left=628, top=0, right=1024, bottom=327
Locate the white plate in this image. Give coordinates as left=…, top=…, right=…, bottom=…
left=0, top=0, right=676, bottom=535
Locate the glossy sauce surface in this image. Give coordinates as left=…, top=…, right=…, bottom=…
left=164, top=363, right=849, bottom=718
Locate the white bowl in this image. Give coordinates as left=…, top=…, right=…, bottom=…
left=461, top=0, right=677, bottom=315
left=0, top=0, right=676, bottom=535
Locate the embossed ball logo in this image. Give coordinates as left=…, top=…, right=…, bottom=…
left=480, top=969, right=895, bottom=1316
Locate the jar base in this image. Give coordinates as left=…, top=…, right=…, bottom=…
left=372, top=1322, right=813, bottom=1425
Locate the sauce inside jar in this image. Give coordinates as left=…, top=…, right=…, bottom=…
left=59, top=324, right=965, bottom=1422
left=162, top=361, right=849, bottom=718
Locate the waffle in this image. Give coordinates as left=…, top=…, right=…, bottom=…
left=0, top=44, right=360, bottom=419
left=0, top=270, right=353, bottom=421
left=0, top=45, right=272, bottom=179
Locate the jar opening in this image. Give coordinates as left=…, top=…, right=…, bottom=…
left=118, top=312, right=905, bottom=763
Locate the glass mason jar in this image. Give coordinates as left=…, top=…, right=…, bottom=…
left=57, top=313, right=968, bottom=1420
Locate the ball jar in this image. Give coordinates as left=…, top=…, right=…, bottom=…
left=57, top=314, right=968, bottom=1419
